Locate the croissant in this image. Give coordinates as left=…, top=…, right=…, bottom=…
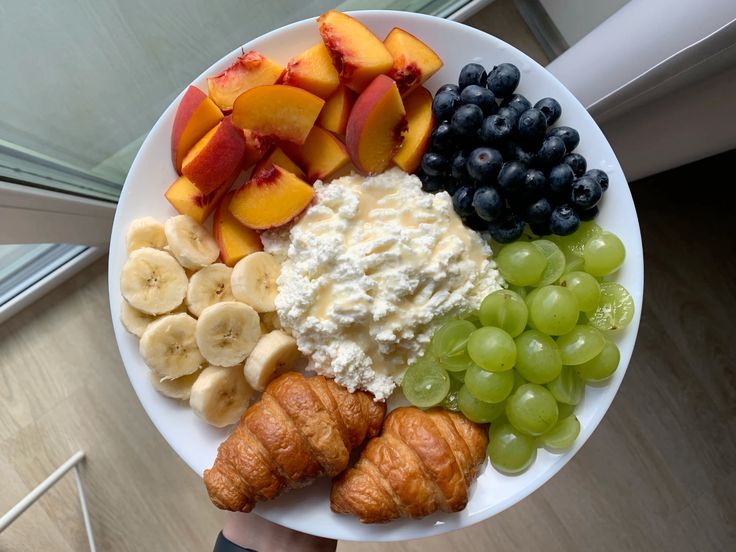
left=204, top=372, right=386, bottom=512
left=330, top=406, right=488, bottom=523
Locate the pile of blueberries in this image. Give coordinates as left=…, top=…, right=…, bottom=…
left=419, top=62, right=609, bottom=242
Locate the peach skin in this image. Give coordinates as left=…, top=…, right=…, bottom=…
left=207, top=51, right=284, bottom=111
left=317, top=11, right=394, bottom=93
left=281, top=126, right=349, bottom=182
left=241, top=129, right=271, bottom=172
left=317, top=85, right=356, bottom=135
left=345, top=74, right=407, bottom=175
left=165, top=175, right=232, bottom=224
left=384, top=28, right=443, bottom=97
left=252, top=147, right=306, bottom=180
left=281, top=42, right=340, bottom=99
left=171, top=86, right=223, bottom=173
left=213, top=191, right=263, bottom=266
left=392, top=87, right=434, bottom=173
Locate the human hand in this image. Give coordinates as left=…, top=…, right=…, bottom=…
left=221, top=511, right=337, bottom=552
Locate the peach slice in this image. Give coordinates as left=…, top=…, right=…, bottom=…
left=281, top=42, right=340, bottom=99
left=317, top=11, right=394, bottom=93
left=229, top=165, right=315, bottom=230
left=171, top=86, right=223, bottom=173
left=252, top=147, right=306, bottom=180
left=165, top=175, right=231, bottom=224
left=392, top=87, right=434, bottom=173
left=182, top=116, right=247, bottom=195
left=317, top=85, right=356, bottom=135
left=345, top=74, right=407, bottom=175
left=281, top=126, right=350, bottom=182
left=213, top=191, right=263, bottom=266
left=241, top=129, right=270, bottom=171
left=232, top=85, right=324, bottom=145
left=384, top=28, right=443, bottom=97
left=207, top=51, right=284, bottom=111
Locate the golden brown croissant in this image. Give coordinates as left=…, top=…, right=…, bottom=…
left=204, top=372, right=386, bottom=512
left=330, top=406, right=488, bottom=523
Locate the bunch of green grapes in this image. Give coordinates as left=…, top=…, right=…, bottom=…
left=401, top=221, right=634, bottom=475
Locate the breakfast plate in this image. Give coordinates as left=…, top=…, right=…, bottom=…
left=108, top=10, right=643, bottom=542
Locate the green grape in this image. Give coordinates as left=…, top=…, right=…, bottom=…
left=505, top=383, right=559, bottom=436
left=512, top=369, right=528, bottom=392
left=539, top=415, right=581, bottom=452
left=448, top=368, right=466, bottom=384
left=546, top=366, right=584, bottom=405
left=583, top=232, right=626, bottom=277
left=431, top=319, right=476, bottom=372
left=401, top=357, right=450, bottom=407
left=557, top=402, right=575, bottom=419
left=465, top=364, right=514, bottom=403
left=496, top=242, right=548, bottom=286
left=556, top=325, right=606, bottom=365
left=488, top=422, right=537, bottom=474
left=532, top=240, right=565, bottom=286
left=479, top=289, right=528, bottom=337
left=551, top=220, right=602, bottom=258
left=508, top=284, right=528, bottom=298
left=514, top=330, right=562, bottom=384
left=576, top=340, right=620, bottom=382
left=467, top=327, right=517, bottom=372
left=457, top=385, right=505, bottom=423
left=587, top=282, right=635, bottom=332
left=563, top=255, right=585, bottom=274
left=558, top=271, right=601, bottom=312
left=463, top=311, right=481, bottom=327
left=528, top=285, right=579, bottom=336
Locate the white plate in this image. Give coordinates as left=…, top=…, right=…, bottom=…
left=108, top=10, right=643, bottom=542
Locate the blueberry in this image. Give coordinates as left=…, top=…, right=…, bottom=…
left=430, top=121, right=455, bottom=153
left=534, top=97, right=562, bottom=125
left=533, top=136, right=566, bottom=168
left=487, top=63, right=521, bottom=98
left=466, top=147, right=503, bottom=183
left=460, top=85, right=497, bottom=116
left=529, top=220, right=551, bottom=237
left=497, top=161, right=527, bottom=194
left=420, top=173, right=445, bottom=194
left=570, top=176, right=602, bottom=210
left=449, top=151, right=469, bottom=179
left=472, top=186, right=505, bottom=222
left=458, top=63, right=487, bottom=90
left=497, top=106, right=520, bottom=128
left=479, top=114, right=513, bottom=146
left=451, top=104, right=484, bottom=138
left=504, top=142, right=533, bottom=165
left=517, top=108, right=547, bottom=149
left=432, top=91, right=459, bottom=121
left=577, top=205, right=599, bottom=221
left=525, top=197, right=553, bottom=224
left=546, top=126, right=580, bottom=151
left=437, top=83, right=460, bottom=95
left=452, top=185, right=476, bottom=217
left=462, top=212, right=490, bottom=231
left=444, top=178, right=463, bottom=196
left=420, top=152, right=450, bottom=176
left=585, top=168, right=609, bottom=192
left=563, top=153, right=587, bottom=177
left=489, top=213, right=525, bottom=243
left=549, top=204, right=580, bottom=236
left=547, top=163, right=575, bottom=197
left=502, top=94, right=532, bottom=114
left=519, top=169, right=547, bottom=200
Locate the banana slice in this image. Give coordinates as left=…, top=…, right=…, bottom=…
left=244, top=330, right=303, bottom=391
left=120, top=247, right=188, bottom=315
left=148, top=368, right=202, bottom=400
left=126, top=217, right=167, bottom=253
left=140, top=313, right=204, bottom=379
left=164, top=214, right=219, bottom=270
left=186, top=263, right=235, bottom=317
left=190, top=365, right=254, bottom=427
left=195, top=302, right=261, bottom=367
left=231, top=252, right=281, bottom=312
left=120, top=300, right=157, bottom=337
left=260, top=311, right=282, bottom=331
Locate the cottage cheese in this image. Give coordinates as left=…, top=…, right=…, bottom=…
left=262, top=169, right=503, bottom=400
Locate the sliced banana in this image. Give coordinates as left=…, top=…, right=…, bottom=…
left=126, top=217, right=167, bottom=253
left=186, top=263, right=235, bottom=317
left=244, top=330, right=303, bottom=391
left=195, top=302, right=261, bottom=367
left=140, top=313, right=204, bottom=379
left=190, top=365, right=254, bottom=427
left=260, top=311, right=282, bottom=331
left=148, top=368, right=202, bottom=400
left=120, top=300, right=157, bottom=337
left=231, top=252, right=280, bottom=312
left=120, top=248, right=188, bottom=315
left=164, top=214, right=219, bottom=270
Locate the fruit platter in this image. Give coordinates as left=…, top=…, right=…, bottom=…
left=108, top=10, right=643, bottom=542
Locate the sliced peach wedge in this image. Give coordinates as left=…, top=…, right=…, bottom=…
left=241, top=129, right=271, bottom=172
left=392, top=87, right=434, bottom=173
left=229, top=165, right=315, bottom=230
left=207, top=51, right=284, bottom=111
left=346, top=74, right=407, bottom=175
left=165, top=175, right=231, bottom=224
left=213, top=191, right=263, bottom=266
left=281, top=126, right=349, bottom=182
left=252, top=147, right=305, bottom=180
left=232, top=85, right=324, bottom=145
left=318, top=85, right=355, bottom=135
left=171, top=86, right=223, bottom=173
left=317, top=10, right=394, bottom=93
left=281, top=42, right=340, bottom=99
left=384, top=28, right=443, bottom=97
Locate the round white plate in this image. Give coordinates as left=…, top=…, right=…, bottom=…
left=108, top=10, right=643, bottom=542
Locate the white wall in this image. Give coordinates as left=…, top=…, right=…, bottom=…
left=539, top=0, right=629, bottom=45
